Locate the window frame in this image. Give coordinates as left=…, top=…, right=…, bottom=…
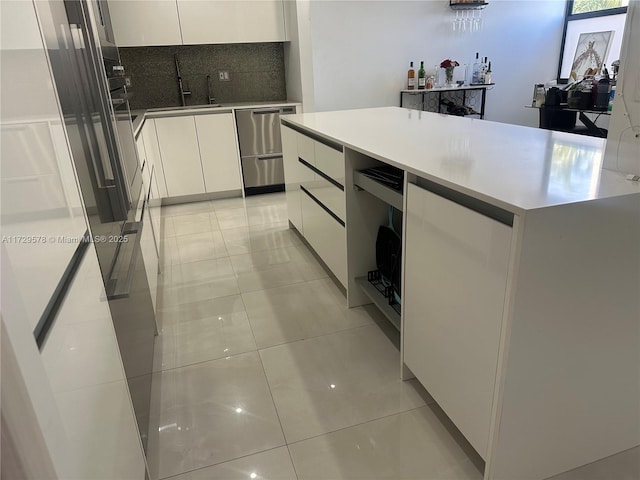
left=557, top=0, right=628, bottom=83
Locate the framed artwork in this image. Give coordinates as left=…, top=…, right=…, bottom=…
left=558, top=13, right=626, bottom=81
left=570, top=30, right=613, bottom=80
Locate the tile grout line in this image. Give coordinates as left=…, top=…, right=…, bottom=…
left=156, top=445, right=289, bottom=480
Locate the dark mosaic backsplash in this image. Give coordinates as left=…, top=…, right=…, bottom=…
left=119, top=43, right=286, bottom=109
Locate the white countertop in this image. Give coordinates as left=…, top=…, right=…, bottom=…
left=131, top=100, right=300, bottom=137
left=283, top=107, right=639, bottom=213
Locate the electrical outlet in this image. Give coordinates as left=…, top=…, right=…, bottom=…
left=218, top=70, right=230, bottom=82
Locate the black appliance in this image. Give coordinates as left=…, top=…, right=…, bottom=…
left=34, top=0, right=156, bottom=454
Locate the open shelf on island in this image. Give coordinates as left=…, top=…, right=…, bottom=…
left=353, top=170, right=403, bottom=211
left=355, top=274, right=401, bottom=331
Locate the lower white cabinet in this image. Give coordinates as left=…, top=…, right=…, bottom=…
left=403, top=183, right=512, bottom=459
left=154, top=116, right=205, bottom=197
left=282, top=125, right=313, bottom=232
left=140, top=193, right=159, bottom=314
left=140, top=119, right=168, bottom=198
left=300, top=189, right=347, bottom=287
left=195, top=113, right=242, bottom=193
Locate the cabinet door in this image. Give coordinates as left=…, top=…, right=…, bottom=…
left=177, top=0, right=285, bottom=44
left=403, top=183, right=511, bottom=459
left=140, top=196, right=159, bottom=314
left=195, top=113, right=242, bottom=193
left=108, top=0, right=182, bottom=46
left=141, top=119, right=168, bottom=198
left=154, top=116, right=205, bottom=197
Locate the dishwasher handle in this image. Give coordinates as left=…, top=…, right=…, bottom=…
left=257, top=154, right=283, bottom=161
left=251, top=108, right=280, bottom=115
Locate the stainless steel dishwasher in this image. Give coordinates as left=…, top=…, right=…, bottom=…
left=235, top=106, right=296, bottom=195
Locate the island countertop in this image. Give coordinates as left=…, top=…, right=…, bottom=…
left=282, top=107, right=639, bottom=214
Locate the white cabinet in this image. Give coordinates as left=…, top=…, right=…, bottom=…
left=282, top=125, right=313, bottom=232
left=177, top=0, right=285, bottom=44
left=108, top=0, right=182, bottom=47
left=300, top=191, right=347, bottom=287
left=403, top=183, right=512, bottom=459
left=140, top=191, right=159, bottom=314
left=154, top=116, right=205, bottom=197
left=140, top=119, right=168, bottom=198
left=195, top=113, right=242, bottom=193
left=283, top=127, right=346, bottom=286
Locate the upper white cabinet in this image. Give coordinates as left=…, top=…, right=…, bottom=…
left=109, top=0, right=286, bottom=46
left=154, top=116, right=205, bottom=197
left=178, top=0, right=286, bottom=44
left=108, top=0, right=182, bottom=47
left=195, top=113, right=242, bottom=193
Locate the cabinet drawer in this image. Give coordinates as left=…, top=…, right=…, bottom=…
left=301, top=190, right=347, bottom=287
left=314, top=141, right=344, bottom=186
left=301, top=177, right=345, bottom=223
left=297, top=133, right=315, bottom=164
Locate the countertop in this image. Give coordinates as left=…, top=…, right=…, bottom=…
left=282, top=106, right=639, bottom=214
left=131, top=100, right=300, bottom=137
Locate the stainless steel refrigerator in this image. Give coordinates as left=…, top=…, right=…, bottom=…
left=33, top=0, right=156, bottom=454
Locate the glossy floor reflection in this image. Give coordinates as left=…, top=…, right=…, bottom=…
left=147, top=193, right=635, bottom=480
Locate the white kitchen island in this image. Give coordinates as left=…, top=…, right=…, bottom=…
left=280, top=107, right=640, bottom=480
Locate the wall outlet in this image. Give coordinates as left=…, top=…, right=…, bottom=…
left=218, top=70, right=230, bottom=81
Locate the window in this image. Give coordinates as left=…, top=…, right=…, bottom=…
left=557, top=0, right=628, bottom=82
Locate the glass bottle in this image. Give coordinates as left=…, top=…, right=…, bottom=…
left=407, top=61, right=415, bottom=90
left=418, top=61, right=426, bottom=90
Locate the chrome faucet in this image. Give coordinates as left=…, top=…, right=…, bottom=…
left=174, top=54, right=191, bottom=106
left=207, top=75, right=216, bottom=105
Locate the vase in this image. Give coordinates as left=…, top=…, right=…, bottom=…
left=445, top=67, right=455, bottom=87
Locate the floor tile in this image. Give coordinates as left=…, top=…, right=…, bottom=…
left=231, top=244, right=327, bottom=282
left=158, top=278, right=240, bottom=311
left=230, top=245, right=326, bottom=293
left=288, top=405, right=484, bottom=480
left=215, top=207, right=250, bottom=230
left=210, top=197, right=247, bottom=211
left=222, top=222, right=304, bottom=257
left=158, top=294, right=246, bottom=328
left=242, top=278, right=372, bottom=349
left=167, top=447, right=297, bottom=480
left=546, top=446, right=640, bottom=480
left=175, top=231, right=228, bottom=264
left=246, top=203, right=288, bottom=227
left=259, top=325, right=426, bottom=443
left=153, top=311, right=256, bottom=372
left=162, top=201, right=215, bottom=218
left=160, top=237, right=181, bottom=267
left=243, top=192, right=286, bottom=207
left=165, top=212, right=220, bottom=238
left=146, top=352, right=285, bottom=479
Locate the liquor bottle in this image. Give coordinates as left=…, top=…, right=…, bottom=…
left=407, top=62, right=416, bottom=90
left=418, top=61, right=426, bottom=90
left=478, top=56, right=488, bottom=84
left=484, top=61, right=492, bottom=84
left=472, top=52, right=481, bottom=84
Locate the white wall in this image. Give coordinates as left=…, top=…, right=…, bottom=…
left=307, top=0, right=566, bottom=127
left=604, top=0, right=640, bottom=175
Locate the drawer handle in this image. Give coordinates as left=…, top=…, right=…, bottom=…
left=301, top=185, right=345, bottom=227
left=298, top=157, right=344, bottom=191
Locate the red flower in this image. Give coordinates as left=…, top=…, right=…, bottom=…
left=440, top=59, right=460, bottom=69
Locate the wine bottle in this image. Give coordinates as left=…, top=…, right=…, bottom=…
left=418, top=61, right=426, bottom=90
left=407, top=61, right=416, bottom=90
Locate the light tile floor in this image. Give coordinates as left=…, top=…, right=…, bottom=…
left=146, top=193, right=638, bottom=480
